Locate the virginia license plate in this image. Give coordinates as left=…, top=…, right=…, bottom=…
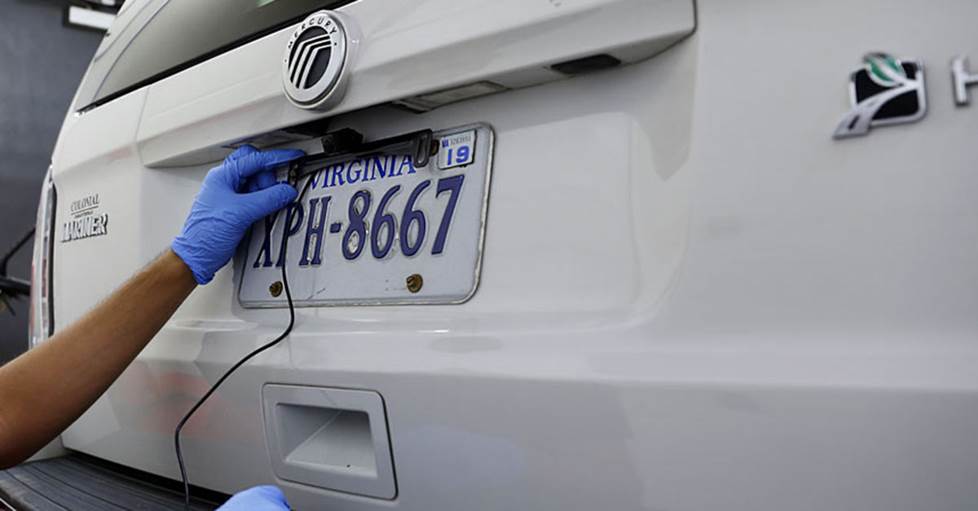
left=238, top=124, right=493, bottom=307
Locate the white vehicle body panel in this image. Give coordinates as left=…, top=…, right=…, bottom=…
left=38, top=0, right=978, bottom=509
left=133, top=0, right=693, bottom=167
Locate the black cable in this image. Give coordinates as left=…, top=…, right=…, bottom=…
left=175, top=174, right=314, bottom=510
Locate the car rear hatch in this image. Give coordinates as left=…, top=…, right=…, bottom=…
left=46, top=0, right=696, bottom=508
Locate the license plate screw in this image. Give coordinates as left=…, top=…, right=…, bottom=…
left=269, top=281, right=284, bottom=297
left=406, top=274, right=423, bottom=293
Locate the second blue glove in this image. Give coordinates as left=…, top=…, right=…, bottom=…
left=217, top=485, right=291, bottom=511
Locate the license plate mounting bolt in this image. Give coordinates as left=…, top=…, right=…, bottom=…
left=406, top=274, right=423, bottom=293
left=269, top=281, right=284, bottom=297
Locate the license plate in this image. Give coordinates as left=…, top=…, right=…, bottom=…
left=238, top=124, right=493, bottom=307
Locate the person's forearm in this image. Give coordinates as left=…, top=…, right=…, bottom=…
left=0, top=249, right=196, bottom=468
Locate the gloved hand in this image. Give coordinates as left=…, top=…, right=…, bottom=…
left=172, top=145, right=304, bottom=284
left=217, top=485, right=291, bottom=511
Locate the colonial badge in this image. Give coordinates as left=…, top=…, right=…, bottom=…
left=62, top=194, right=108, bottom=243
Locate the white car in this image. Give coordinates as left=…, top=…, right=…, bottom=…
left=19, top=0, right=978, bottom=509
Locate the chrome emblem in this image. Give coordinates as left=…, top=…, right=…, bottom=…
left=282, top=11, right=352, bottom=110
left=834, top=53, right=926, bottom=139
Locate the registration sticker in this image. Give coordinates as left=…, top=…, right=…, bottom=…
left=437, top=130, right=476, bottom=170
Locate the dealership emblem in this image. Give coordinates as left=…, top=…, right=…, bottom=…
left=834, top=53, right=926, bottom=139
left=282, top=11, right=352, bottom=110
left=62, top=194, right=108, bottom=243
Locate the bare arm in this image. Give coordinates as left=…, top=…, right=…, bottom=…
left=0, top=249, right=195, bottom=468
left=0, top=145, right=301, bottom=474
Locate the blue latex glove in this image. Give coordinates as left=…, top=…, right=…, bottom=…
left=218, top=485, right=291, bottom=511
left=172, top=145, right=303, bottom=284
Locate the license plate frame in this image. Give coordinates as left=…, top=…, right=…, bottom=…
left=237, top=123, right=494, bottom=308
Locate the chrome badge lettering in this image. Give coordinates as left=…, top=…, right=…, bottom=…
left=952, top=56, right=978, bottom=106
left=62, top=194, right=109, bottom=243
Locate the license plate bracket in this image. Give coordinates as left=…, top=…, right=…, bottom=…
left=237, top=123, right=493, bottom=308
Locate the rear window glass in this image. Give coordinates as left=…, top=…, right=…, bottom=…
left=89, top=0, right=352, bottom=107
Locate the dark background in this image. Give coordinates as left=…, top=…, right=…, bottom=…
left=0, top=0, right=101, bottom=363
